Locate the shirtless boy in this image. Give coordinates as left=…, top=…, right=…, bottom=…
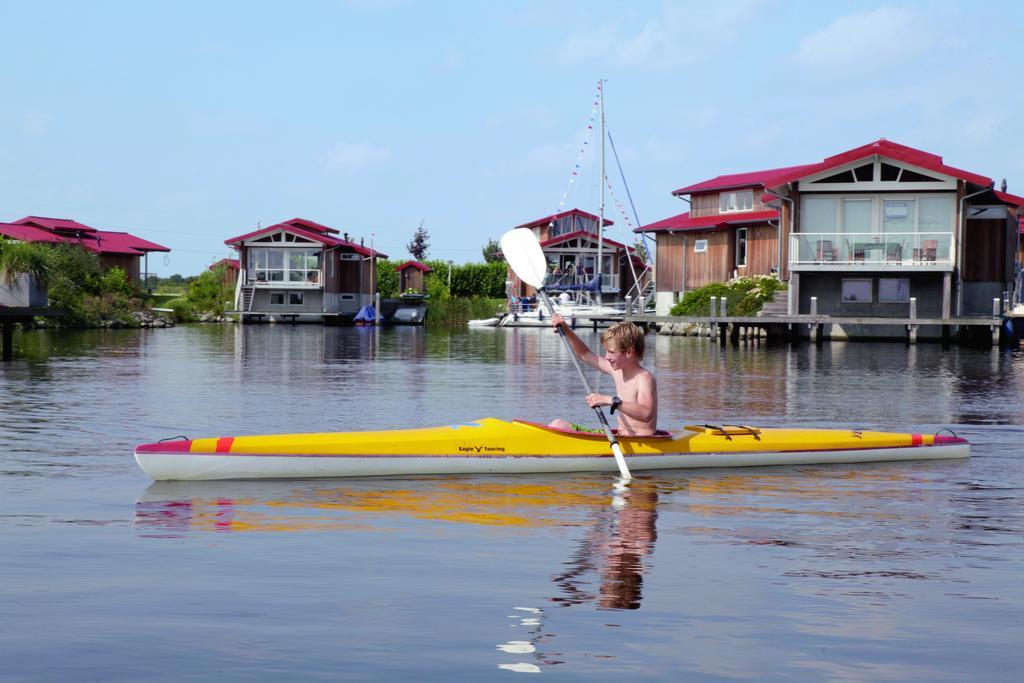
left=549, top=314, right=658, bottom=437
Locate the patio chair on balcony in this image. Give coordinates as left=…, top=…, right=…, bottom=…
left=815, top=240, right=838, bottom=261
left=845, top=239, right=865, bottom=262
left=886, top=241, right=904, bottom=262
left=913, top=240, right=938, bottom=262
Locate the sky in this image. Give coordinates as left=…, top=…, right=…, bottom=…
left=1, top=0, right=1022, bottom=276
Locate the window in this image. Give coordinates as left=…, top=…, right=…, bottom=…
left=270, top=291, right=285, bottom=305
left=248, top=247, right=321, bottom=283
left=803, top=196, right=838, bottom=231
left=841, top=279, right=872, bottom=303
left=719, top=189, right=754, bottom=213
left=879, top=278, right=910, bottom=302
left=843, top=199, right=872, bottom=234
left=883, top=199, right=914, bottom=233
left=694, top=239, right=708, bottom=253
left=735, top=228, right=747, bottom=266
left=289, top=292, right=304, bottom=305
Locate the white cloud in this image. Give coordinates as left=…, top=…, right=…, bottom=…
left=793, top=6, right=936, bottom=73
left=554, top=1, right=764, bottom=69
left=320, top=141, right=391, bottom=172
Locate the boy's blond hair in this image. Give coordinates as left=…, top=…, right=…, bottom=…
left=600, top=321, right=645, bottom=359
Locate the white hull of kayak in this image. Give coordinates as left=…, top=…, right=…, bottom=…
left=135, top=443, right=969, bottom=481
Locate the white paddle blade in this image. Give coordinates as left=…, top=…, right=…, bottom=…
left=500, top=228, right=549, bottom=288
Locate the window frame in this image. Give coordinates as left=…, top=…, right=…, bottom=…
left=735, top=227, right=748, bottom=267
left=841, top=278, right=873, bottom=303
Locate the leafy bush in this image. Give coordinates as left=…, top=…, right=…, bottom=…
left=186, top=263, right=230, bottom=314
left=375, top=260, right=399, bottom=299
left=165, top=297, right=196, bottom=322
left=670, top=275, right=786, bottom=317
left=0, top=240, right=53, bottom=285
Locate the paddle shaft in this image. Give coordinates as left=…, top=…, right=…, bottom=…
left=537, top=289, right=632, bottom=479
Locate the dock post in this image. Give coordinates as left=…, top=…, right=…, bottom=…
left=709, top=296, right=718, bottom=340
left=992, top=298, right=1001, bottom=346
left=625, top=295, right=633, bottom=317
left=375, top=292, right=381, bottom=325
left=908, top=297, right=918, bottom=344
left=2, top=320, right=13, bottom=362
left=809, top=297, right=819, bottom=344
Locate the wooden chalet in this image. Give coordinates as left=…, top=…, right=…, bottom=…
left=225, top=217, right=387, bottom=323
left=396, top=261, right=432, bottom=293
left=209, top=258, right=240, bottom=291
left=638, top=140, right=1022, bottom=336
left=508, top=208, right=649, bottom=305
left=0, top=215, right=170, bottom=283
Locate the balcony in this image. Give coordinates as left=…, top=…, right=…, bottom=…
left=790, top=232, right=953, bottom=269
left=244, top=269, right=324, bottom=288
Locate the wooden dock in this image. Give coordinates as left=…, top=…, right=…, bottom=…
left=624, top=313, right=1006, bottom=346
left=0, top=306, right=60, bottom=361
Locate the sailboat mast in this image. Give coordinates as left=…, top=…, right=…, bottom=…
left=597, top=79, right=605, bottom=303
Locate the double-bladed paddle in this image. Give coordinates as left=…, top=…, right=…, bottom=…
left=500, top=228, right=632, bottom=479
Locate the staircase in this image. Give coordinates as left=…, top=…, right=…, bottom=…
left=757, top=290, right=789, bottom=317
left=638, top=280, right=656, bottom=311
left=241, top=285, right=255, bottom=312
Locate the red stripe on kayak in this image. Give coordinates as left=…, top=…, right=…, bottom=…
left=135, top=440, right=192, bottom=453
left=911, top=434, right=923, bottom=446
left=215, top=437, right=234, bottom=453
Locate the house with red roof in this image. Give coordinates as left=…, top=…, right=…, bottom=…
left=507, top=208, right=649, bottom=306
left=0, top=215, right=170, bottom=283
left=396, top=261, right=432, bottom=293
left=224, top=218, right=387, bottom=323
left=637, top=140, right=1021, bottom=334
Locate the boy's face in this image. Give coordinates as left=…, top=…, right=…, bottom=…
left=603, top=343, right=636, bottom=371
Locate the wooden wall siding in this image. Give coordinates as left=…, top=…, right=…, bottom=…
left=962, top=219, right=1009, bottom=282
left=741, top=225, right=777, bottom=276
left=338, top=258, right=361, bottom=292
left=655, top=234, right=684, bottom=292
left=686, top=230, right=734, bottom=290
left=400, top=269, right=424, bottom=291
left=99, top=254, right=140, bottom=282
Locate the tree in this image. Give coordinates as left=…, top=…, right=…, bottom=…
left=407, top=221, right=430, bottom=261
left=481, top=238, right=502, bottom=263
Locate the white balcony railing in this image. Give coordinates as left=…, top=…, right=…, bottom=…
left=790, top=232, right=953, bottom=267
left=243, top=269, right=324, bottom=287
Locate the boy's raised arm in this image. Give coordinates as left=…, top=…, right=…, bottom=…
left=550, top=314, right=611, bottom=373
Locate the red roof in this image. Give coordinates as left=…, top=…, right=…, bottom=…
left=283, top=217, right=339, bottom=235
left=671, top=140, right=993, bottom=197
left=14, top=215, right=98, bottom=233
left=0, top=222, right=67, bottom=243
left=1, top=219, right=169, bottom=255
left=396, top=260, right=432, bottom=272
left=224, top=222, right=387, bottom=258
left=210, top=258, right=240, bottom=271
left=672, top=164, right=818, bottom=196
left=516, top=208, right=614, bottom=230
left=765, top=139, right=992, bottom=189
left=636, top=209, right=778, bottom=234
left=994, top=190, right=1024, bottom=207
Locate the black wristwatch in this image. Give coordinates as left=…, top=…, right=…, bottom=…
left=610, top=396, right=622, bottom=414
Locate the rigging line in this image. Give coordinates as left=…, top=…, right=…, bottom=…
left=606, top=128, right=642, bottom=228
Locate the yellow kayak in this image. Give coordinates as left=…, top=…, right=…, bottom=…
left=134, top=418, right=969, bottom=481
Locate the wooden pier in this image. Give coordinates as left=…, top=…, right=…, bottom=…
left=0, top=307, right=59, bottom=361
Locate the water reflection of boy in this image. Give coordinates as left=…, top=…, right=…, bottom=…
left=550, top=484, right=659, bottom=610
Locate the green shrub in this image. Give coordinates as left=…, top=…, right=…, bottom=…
left=186, top=263, right=230, bottom=314
left=426, top=296, right=506, bottom=327
left=0, top=240, right=53, bottom=285
left=375, top=260, right=399, bottom=299
left=166, top=297, right=196, bottom=322
left=670, top=275, right=786, bottom=317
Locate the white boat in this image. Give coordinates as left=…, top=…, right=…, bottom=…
left=499, top=302, right=624, bottom=328
left=468, top=316, right=504, bottom=327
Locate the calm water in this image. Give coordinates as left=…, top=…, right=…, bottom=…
left=2, top=325, right=1022, bottom=681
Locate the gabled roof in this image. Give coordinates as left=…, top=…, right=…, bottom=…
left=92, top=231, right=170, bottom=254
left=671, top=140, right=993, bottom=197
left=540, top=229, right=631, bottom=251
left=396, top=260, right=432, bottom=272
left=282, top=217, right=340, bottom=235
left=764, top=139, right=992, bottom=189
left=0, top=222, right=67, bottom=243
left=672, top=165, right=817, bottom=196
left=636, top=209, right=778, bottom=234
left=224, top=222, right=387, bottom=258
left=210, top=258, right=240, bottom=271
left=516, top=208, right=614, bottom=230
left=14, top=215, right=98, bottom=233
